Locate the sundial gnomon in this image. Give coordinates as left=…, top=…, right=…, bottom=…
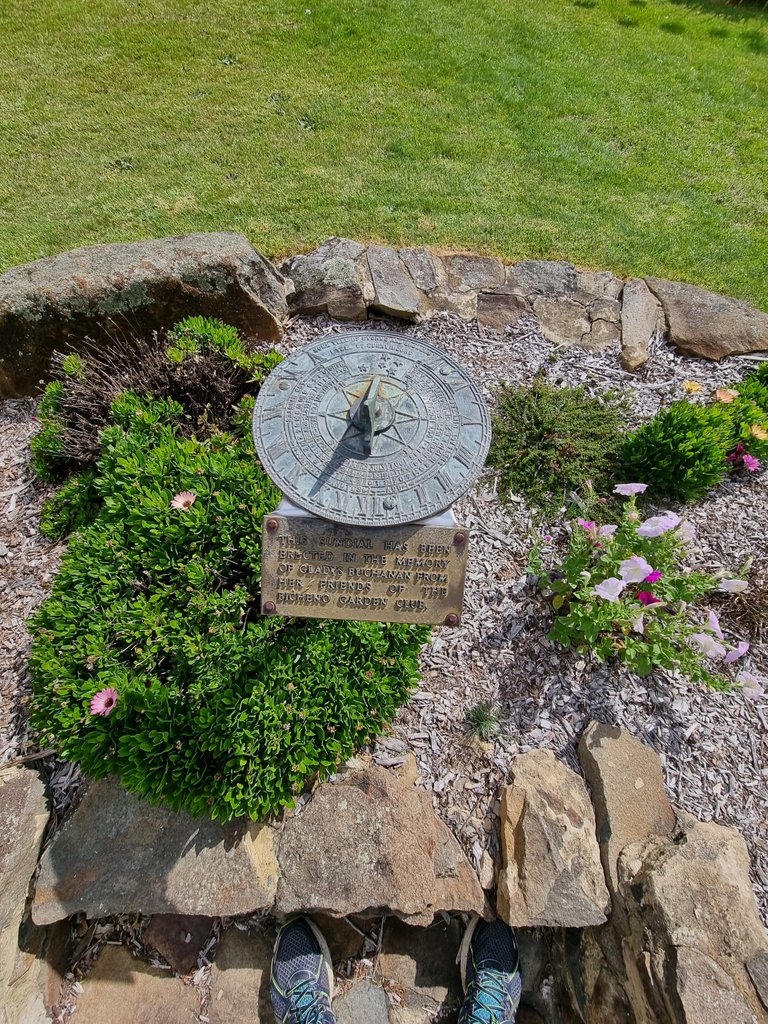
left=253, top=332, right=491, bottom=527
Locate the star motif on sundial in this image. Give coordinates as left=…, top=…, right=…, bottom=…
left=325, top=381, right=419, bottom=454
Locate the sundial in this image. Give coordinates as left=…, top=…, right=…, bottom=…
left=252, top=332, right=491, bottom=526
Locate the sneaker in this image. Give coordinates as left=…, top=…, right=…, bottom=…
left=457, top=916, right=522, bottom=1024
left=270, top=916, right=337, bottom=1024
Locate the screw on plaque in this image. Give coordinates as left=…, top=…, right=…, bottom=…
left=263, top=601, right=277, bottom=614
left=444, top=613, right=460, bottom=626
left=266, top=518, right=279, bottom=531
left=453, top=531, right=467, bottom=545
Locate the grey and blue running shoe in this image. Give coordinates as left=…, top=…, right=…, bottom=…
left=457, top=916, right=522, bottom=1024
left=270, top=916, right=337, bottom=1024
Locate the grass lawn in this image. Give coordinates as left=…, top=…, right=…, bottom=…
left=1, top=0, right=766, bottom=308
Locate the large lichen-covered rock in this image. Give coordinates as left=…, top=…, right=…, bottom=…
left=32, top=777, right=279, bottom=925
left=275, top=766, right=486, bottom=926
left=621, top=277, right=663, bottom=371
left=280, top=236, right=374, bottom=321
left=497, top=750, right=610, bottom=928
left=0, top=232, right=288, bottom=397
left=367, top=245, right=422, bottom=318
left=0, top=767, right=51, bottom=1024
left=646, top=276, right=768, bottom=360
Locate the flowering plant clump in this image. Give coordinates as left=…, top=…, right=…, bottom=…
left=545, top=484, right=750, bottom=688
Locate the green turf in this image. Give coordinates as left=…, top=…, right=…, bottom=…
left=1, top=0, right=766, bottom=308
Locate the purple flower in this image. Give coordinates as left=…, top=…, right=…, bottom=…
left=614, top=483, right=648, bottom=496
left=644, top=570, right=663, bottom=584
left=637, top=591, right=661, bottom=606
left=717, top=579, right=749, bottom=594
left=577, top=518, right=597, bottom=534
left=619, top=555, right=655, bottom=583
left=743, top=454, right=761, bottom=472
left=724, top=640, right=750, bottom=665
left=593, top=577, right=626, bottom=602
left=631, top=610, right=645, bottom=634
left=636, top=512, right=681, bottom=538
left=690, top=633, right=727, bottom=659
left=737, top=672, right=764, bottom=700
left=727, top=443, right=746, bottom=465
left=704, top=609, right=723, bottom=640
left=543, top=534, right=553, bottom=543
left=599, top=524, right=618, bottom=537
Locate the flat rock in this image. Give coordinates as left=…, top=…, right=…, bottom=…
left=0, top=767, right=50, bottom=1024
left=367, top=245, right=422, bottom=318
left=275, top=767, right=486, bottom=926
left=444, top=254, right=504, bottom=294
left=32, top=777, right=279, bottom=925
left=334, top=979, right=389, bottom=1024
left=378, top=917, right=462, bottom=1018
left=621, top=277, right=661, bottom=371
left=497, top=750, right=609, bottom=927
left=578, top=721, right=676, bottom=896
left=0, top=232, right=287, bottom=397
left=141, top=914, right=214, bottom=975
left=747, top=951, right=768, bottom=1011
left=645, top=276, right=768, bottom=360
left=673, top=947, right=756, bottom=1024
left=502, top=260, right=578, bottom=297
left=208, top=926, right=274, bottom=1023
left=476, top=291, right=528, bottom=331
left=531, top=294, right=592, bottom=348
left=74, top=944, right=199, bottom=1024
left=399, top=248, right=439, bottom=294
left=281, top=237, right=373, bottom=320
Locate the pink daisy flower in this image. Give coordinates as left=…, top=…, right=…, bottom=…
left=90, top=687, right=118, bottom=717
left=743, top=454, right=761, bottom=473
left=171, top=490, right=197, bottom=510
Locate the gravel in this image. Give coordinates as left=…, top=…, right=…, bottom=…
left=2, top=311, right=766, bottom=925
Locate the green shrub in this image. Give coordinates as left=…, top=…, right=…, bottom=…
left=735, top=360, right=768, bottom=415
left=465, top=701, right=500, bottom=740
left=30, top=390, right=428, bottom=821
left=30, top=316, right=281, bottom=479
left=546, top=494, right=748, bottom=689
left=620, top=401, right=735, bottom=502
left=487, top=377, right=628, bottom=514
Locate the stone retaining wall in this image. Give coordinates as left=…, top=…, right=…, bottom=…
left=2, top=233, right=767, bottom=397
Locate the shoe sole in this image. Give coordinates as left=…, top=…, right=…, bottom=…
left=275, top=915, right=336, bottom=995
left=456, top=914, right=482, bottom=993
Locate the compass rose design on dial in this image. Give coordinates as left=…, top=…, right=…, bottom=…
left=252, top=332, right=491, bottom=526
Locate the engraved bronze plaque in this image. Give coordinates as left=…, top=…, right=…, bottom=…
left=252, top=332, right=491, bottom=526
left=261, top=515, right=469, bottom=625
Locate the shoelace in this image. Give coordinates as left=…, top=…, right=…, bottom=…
left=460, top=971, right=516, bottom=1024
left=287, top=977, right=335, bottom=1024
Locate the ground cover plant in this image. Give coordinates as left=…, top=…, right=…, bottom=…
left=488, top=376, right=628, bottom=514
left=29, top=319, right=428, bottom=820
left=545, top=483, right=751, bottom=689
left=621, top=365, right=768, bottom=502
left=2, top=0, right=768, bottom=309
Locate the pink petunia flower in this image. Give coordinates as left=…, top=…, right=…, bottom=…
left=599, top=524, right=618, bottom=537
left=619, top=556, right=655, bottom=583
left=614, top=482, right=648, bottom=496
left=593, top=577, right=626, bottom=602
left=743, top=454, right=761, bottom=472
left=718, top=579, right=749, bottom=594
left=636, top=512, right=681, bottom=538
left=90, top=687, right=118, bottom=717
left=724, top=641, right=750, bottom=665
left=737, top=672, right=765, bottom=700
left=171, top=490, right=197, bottom=510
left=637, top=591, right=661, bottom=606
left=703, top=609, right=723, bottom=640
left=690, top=633, right=727, bottom=659
left=577, top=518, right=597, bottom=534
left=644, top=570, right=663, bottom=584
left=631, top=609, right=645, bottom=634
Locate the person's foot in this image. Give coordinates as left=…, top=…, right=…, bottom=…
left=457, top=916, right=522, bottom=1024
left=270, top=916, right=337, bottom=1024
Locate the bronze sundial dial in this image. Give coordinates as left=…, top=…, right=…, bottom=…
left=252, top=332, right=491, bottom=526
